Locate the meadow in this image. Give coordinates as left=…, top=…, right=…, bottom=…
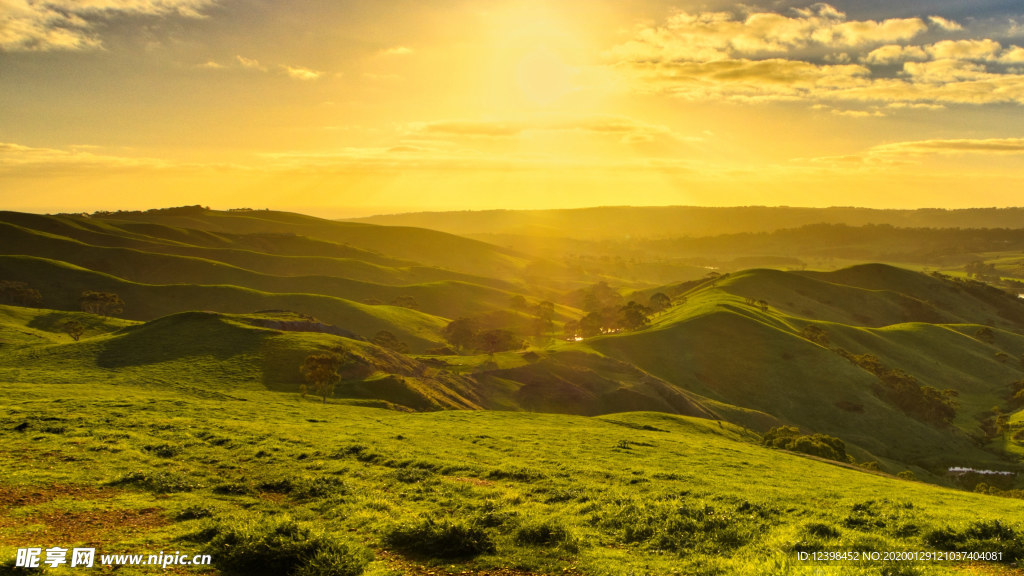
left=3, top=206, right=1024, bottom=575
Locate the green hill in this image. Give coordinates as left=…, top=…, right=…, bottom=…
left=94, top=207, right=535, bottom=282
left=5, top=208, right=1024, bottom=482
left=0, top=306, right=482, bottom=410
left=584, top=266, right=1024, bottom=471
left=0, top=221, right=519, bottom=319
left=0, top=256, right=447, bottom=351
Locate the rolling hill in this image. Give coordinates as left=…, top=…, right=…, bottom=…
left=3, top=207, right=1024, bottom=483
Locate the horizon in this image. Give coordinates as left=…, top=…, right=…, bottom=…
left=11, top=203, right=1024, bottom=222
left=3, top=0, right=1024, bottom=214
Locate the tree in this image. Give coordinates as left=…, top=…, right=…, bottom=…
left=563, top=319, right=580, bottom=341
left=390, top=295, right=419, bottom=310
left=578, top=311, right=606, bottom=337
left=533, top=300, right=555, bottom=323
left=441, top=317, right=480, bottom=353
left=0, top=281, right=42, bottom=307
left=299, top=354, right=343, bottom=403
left=649, top=292, right=671, bottom=312
left=509, top=294, right=528, bottom=312
left=63, top=320, right=85, bottom=342
left=371, top=330, right=409, bottom=353
left=618, top=301, right=652, bottom=331
left=579, top=281, right=621, bottom=312
left=79, top=291, right=125, bottom=317
left=531, top=300, right=556, bottom=341
left=475, top=329, right=525, bottom=356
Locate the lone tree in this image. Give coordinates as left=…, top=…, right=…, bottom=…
left=62, top=320, right=85, bottom=342
left=79, top=291, right=125, bottom=317
left=299, top=353, right=343, bottom=403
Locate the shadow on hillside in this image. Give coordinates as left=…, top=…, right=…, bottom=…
left=26, top=311, right=129, bottom=337
left=95, top=313, right=267, bottom=368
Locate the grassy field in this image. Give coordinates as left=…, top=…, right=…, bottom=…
left=3, top=381, right=1024, bottom=576
left=4, top=207, right=1024, bottom=575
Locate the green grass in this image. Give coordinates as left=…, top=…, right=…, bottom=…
left=0, top=219, right=521, bottom=319
left=585, top=268, right=1024, bottom=472
left=0, top=256, right=448, bottom=351
left=3, top=381, right=1024, bottom=575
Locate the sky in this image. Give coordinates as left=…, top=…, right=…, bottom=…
left=2, top=0, right=1024, bottom=217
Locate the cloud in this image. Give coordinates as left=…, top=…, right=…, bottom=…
left=0, top=0, right=216, bottom=51
left=1002, top=46, right=1024, bottom=63
left=863, top=44, right=928, bottom=65
left=926, top=39, right=1002, bottom=61
left=412, top=120, right=524, bottom=137
left=0, top=142, right=174, bottom=173
left=625, top=58, right=872, bottom=103
left=408, top=116, right=699, bottom=144
left=380, top=46, right=413, bottom=56
left=873, top=138, right=1024, bottom=155
left=608, top=4, right=1024, bottom=107
left=805, top=137, right=1024, bottom=167
left=608, top=3, right=929, bottom=64
left=830, top=108, right=885, bottom=118
left=283, top=65, right=322, bottom=81
left=236, top=55, right=264, bottom=70
left=928, top=16, right=963, bottom=32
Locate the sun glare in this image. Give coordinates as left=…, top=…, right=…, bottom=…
left=516, top=46, right=575, bottom=105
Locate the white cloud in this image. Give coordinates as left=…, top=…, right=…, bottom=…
left=408, top=116, right=699, bottom=144
left=0, top=0, right=216, bottom=51
left=1000, top=46, right=1024, bottom=64
left=236, top=55, right=264, bottom=70
left=0, top=142, right=173, bottom=172
left=608, top=5, right=1024, bottom=107
left=608, top=3, right=929, bottom=64
left=873, top=138, right=1024, bottom=155
left=863, top=44, right=928, bottom=65
left=806, top=137, right=1024, bottom=167
left=928, top=16, right=963, bottom=32
left=926, top=39, right=1002, bottom=61
left=283, top=65, right=322, bottom=81
left=380, top=46, right=413, bottom=56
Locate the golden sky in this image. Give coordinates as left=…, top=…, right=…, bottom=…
left=3, top=0, right=1024, bottom=216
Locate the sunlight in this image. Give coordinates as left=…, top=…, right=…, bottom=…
left=516, top=46, right=575, bottom=105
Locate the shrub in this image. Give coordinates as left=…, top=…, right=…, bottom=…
left=206, top=517, right=369, bottom=576
left=603, top=499, right=758, bottom=555
left=762, top=426, right=848, bottom=462
left=924, top=520, right=1024, bottom=562
left=514, top=520, right=579, bottom=552
left=384, top=517, right=495, bottom=558
left=175, top=505, right=214, bottom=521
left=805, top=523, right=840, bottom=538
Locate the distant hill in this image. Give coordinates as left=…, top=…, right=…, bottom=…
left=349, top=206, right=1024, bottom=239
left=90, top=207, right=536, bottom=282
